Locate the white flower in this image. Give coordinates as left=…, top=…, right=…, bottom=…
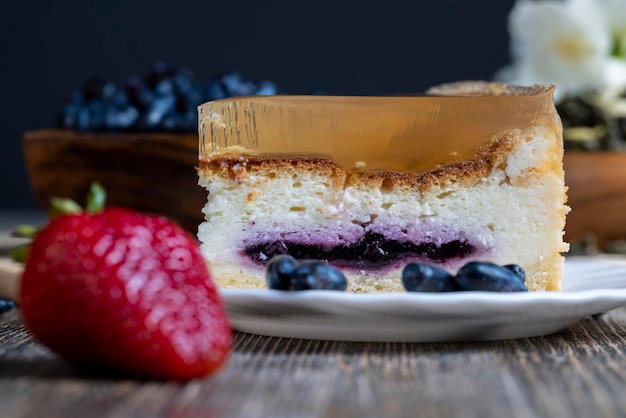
left=593, top=0, right=626, bottom=38
left=495, top=0, right=613, bottom=101
left=593, top=0, right=626, bottom=58
left=606, top=58, right=626, bottom=88
left=595, top=58, right=626, bottom=117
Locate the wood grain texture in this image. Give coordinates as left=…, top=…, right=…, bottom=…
left=1, top=308, right=625, bottom=418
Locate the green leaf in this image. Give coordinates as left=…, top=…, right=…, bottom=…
left=49, top=197, right=83, bottom=219
left=86, top=182, right=107, bottom=214
left=611, top=33, right=626, bottom=59
left=10, top=224, right=38, bottom=239
left=9, top=245, right=29, bottom=263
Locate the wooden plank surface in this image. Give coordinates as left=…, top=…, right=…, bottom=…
left=1, top=307, right=626, bottom=418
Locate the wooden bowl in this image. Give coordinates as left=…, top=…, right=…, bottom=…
left=563, top=151, right=626, bottom=249
left=23, top=130, right=206, bottom=233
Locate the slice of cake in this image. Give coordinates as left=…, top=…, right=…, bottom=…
left=197, top=82, right=569, bottom=292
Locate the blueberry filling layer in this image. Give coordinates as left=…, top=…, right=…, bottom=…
left=244, top=232, right=475, bottom=269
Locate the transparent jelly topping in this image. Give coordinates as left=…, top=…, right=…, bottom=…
left=198, top=85, right=557, bottom=173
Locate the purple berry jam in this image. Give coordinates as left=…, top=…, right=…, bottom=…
left=244, top=232, right=474, bottom=269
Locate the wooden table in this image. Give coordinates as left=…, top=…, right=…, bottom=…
left=1, top=211, right=626, bottom=417
left=1, top=309, right=626, bottom=417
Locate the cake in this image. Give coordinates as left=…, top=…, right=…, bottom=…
left=196, top=82, right=569, bottom=292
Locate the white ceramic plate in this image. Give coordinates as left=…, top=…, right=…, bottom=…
left=221, top=257, right=626, bottom=342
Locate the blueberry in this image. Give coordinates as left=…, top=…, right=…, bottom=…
left=126, top=76, right=154, bottom=111
left=292, top=261, right=348, bottom=291
left=402, top=262, right=459, bottom=292
left=455, top=261, right=528, bottom=292
left=503, top=264, right=526, bottom=283
left=172, top=67, right=196, bottom=94
left=255, top=80, right=278, bottom=96
left=110, top=90, right=127, bottom=105
left=142, top=95, right=176, bottom=129
left=0, top=299, right=15, bottom=314
left=220, top=72, right=256, bottom=97
left=58, top=101, right=81, bottom=129
left=75, top=107, right=91, bottom=131
left=105, top=106, right=139, bottom=131
left=154, top=79, right=175, bottom=97
left=266, top=255, right=299, bottom=290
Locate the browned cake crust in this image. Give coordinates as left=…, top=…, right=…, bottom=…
left=199, top=127, right=552, bottom=193
left=426, top=81, right=553, bottom=96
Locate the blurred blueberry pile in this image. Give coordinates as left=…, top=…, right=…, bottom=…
left=58, top=63, right=280, bottom=132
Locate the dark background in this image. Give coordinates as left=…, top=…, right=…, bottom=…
left=0, top=0, right=516, bottom=209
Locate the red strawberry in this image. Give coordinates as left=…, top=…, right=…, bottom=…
left=19, top=184, right=232, bottom=380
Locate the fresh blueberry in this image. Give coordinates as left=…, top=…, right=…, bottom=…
left=0, top=299, right=15, bottom=314
left=292, top=261, right=348, bottom=291
left=58, top=101, right=80, bottom=129
left=111, top=90, right=130, bottom=107
left=402, top=262, right=459, bottom=292
left=503, top=264, right=526, bottom=283
left=106, top=106, right=139, bottom=131
left=255, top=80, right=278, bottom=96
left=221, top=72, right=256, bottom=96
left=126, top=76, right=154, bottom=111
left=455, top=261, right=528, bottom=292
left=154, top=79, right=175, bottom=97
left=266, top=255, right=299, bottom=290
left=75, top=107, right=91, bottom=131
left=142, top=95, right=176, bottom=129
left=172, top=66, right=195, bottom=90
left=86, top=99, right=108, bottom=131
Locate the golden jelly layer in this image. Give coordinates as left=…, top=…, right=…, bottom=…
left=197, top=84, right=558, bottom=173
